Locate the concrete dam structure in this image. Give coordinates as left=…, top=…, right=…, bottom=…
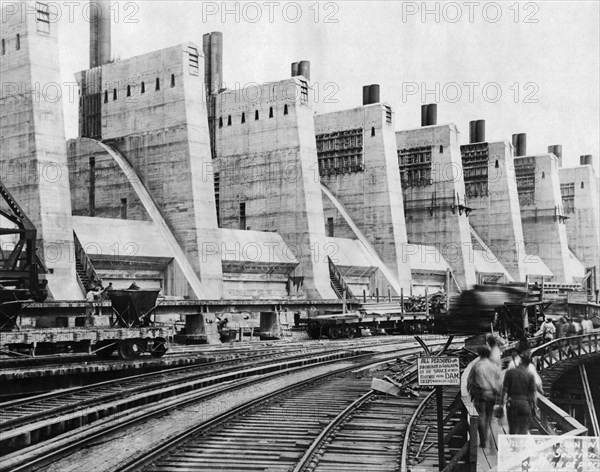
left=1, top=1, right=598, bottom=306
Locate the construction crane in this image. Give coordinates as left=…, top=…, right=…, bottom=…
left=0, top=180, right=48, bottom=302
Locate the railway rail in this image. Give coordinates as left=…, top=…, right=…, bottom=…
left=0, top=335, right=420, bottom=369
left=1, top=336, right=446, bottom=450
left=110, top=342, right=465, bottom=472
left=0, top=345, right=366, bottom=454
left=1, top=337, right=463, bottom=472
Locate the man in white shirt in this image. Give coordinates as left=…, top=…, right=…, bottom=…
left=535, top=318, right=556, bottom=342
left=85, top=285, right=102, bottom=326
left=581, top=315, right=594, bottom=334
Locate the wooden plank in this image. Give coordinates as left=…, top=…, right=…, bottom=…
left=370, top=378, right=401, bottom=396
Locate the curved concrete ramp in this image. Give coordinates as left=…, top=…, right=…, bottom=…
left=320, top=183, right=402, bottom=294
left=92, top=140, right=209, bottom=299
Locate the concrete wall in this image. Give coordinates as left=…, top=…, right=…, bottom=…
left=0, top=2, right=81, bottom=299
left=315, top=103, right=412, bottom=294
left=213, top=78, right=336, bottom=299
left=396, top=124, right=477, bottom=289
left=68, top=138, right=149, bottom=221
left=462, top=140, right=527, bottom=281
left=69, top=43, right=223, bottom=298
left=515, top=154, right=573, bottom=283
left=559, top=164, right=600, bottom=270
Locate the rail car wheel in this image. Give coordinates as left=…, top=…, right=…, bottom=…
left=95, top=340, right=116, bottom=359
left=327, top=325, right=343, bottom=339
left=344, top=326, right=356, bottom=339
left=150, top=337, right=168, bottom=358
left=118, top=339, right=143, bottom=360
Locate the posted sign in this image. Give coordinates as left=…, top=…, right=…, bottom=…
left=417, top=357, right=460, bottom=386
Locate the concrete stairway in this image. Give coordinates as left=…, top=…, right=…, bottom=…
left=329, top=272, right=345, bottom=299
left=75, top=257, right=92, bottom=292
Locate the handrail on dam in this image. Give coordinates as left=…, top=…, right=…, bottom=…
left=450, top=333, right=597, bottom=472
left=531, top=330, right=600, bottom=372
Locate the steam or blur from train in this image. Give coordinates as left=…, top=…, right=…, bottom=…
left=447, top=284, right=530, bottom=337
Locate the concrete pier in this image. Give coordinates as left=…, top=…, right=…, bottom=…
left=0, top=3, right=81, bottom=299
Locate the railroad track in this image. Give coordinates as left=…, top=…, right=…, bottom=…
left=402, top=385, right=463, bottom=471
left=0, top=335, right=426, bottom=371
left=110, top=344, right=464, bottom=472
left=0, top=336, right=438, bottom=451
left=0, top=346, right=365, bottom=453
left=1, top=338, right=462, bottom=472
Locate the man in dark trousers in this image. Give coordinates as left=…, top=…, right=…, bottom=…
left=467, top=346, right=502, bottom=448
left=500, top=351, right=537, bottom=434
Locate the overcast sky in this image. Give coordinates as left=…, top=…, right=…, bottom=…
left=54, top=1, right=599, bottom=168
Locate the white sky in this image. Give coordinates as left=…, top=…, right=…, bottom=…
left=53, top=1, right=599, bottom=168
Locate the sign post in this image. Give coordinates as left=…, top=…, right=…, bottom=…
left=418, top=356, right=461, bottom=471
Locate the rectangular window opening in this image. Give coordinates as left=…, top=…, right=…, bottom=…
left=36, top=2, right=50, bottom=34
left=188, top=46, right=199, bottom=75
left=120, top=198, right=127, bottom=219
left=89, top=156, right=96, bottom=217
left=300, top=80, right=308, bottom=105
left=214, top=172, right=220, bottom=227
left=384, top=105, right=392, bottom=124
left=239, top=202, right=246, bottom=230
left=327, top=217, right=334, bottom=237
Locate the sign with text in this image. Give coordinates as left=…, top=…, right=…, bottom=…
left=567, top=291, right=588, bottom=305
left=417, top=356, right=460, bottom=386
left=498, top=434, right=600, bottom=471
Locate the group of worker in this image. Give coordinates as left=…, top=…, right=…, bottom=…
left=536, top=315, right=595, bottom=342
left=467, top=336, right=543, bottom=450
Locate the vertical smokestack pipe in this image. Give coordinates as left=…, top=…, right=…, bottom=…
left=291, top=62, right=299, bottom=77
left=553, top=145, right=563, bottom=160
left=512, top=134, right=519, bottom=154
left=89, top=0, right=111, bottom=68
left=548, top=145, right=563, bottom=167
left=203, top=33, right=212, bottom=95
left=363, top=86, right=371, bottom=106
left=469, top=121, right=477, bottom=143
left=298, top=60, right=310, bottom=80
left=369, top=84, right=380, bottom=104
left=421, top=105, right=428, bottom=126
left=476, top=120, right=485, bottom=143
left=209, top=32, right=223, bottom=94
left=516, top=133, right=527, bottom=157
left=427, top=104, right=437, bottom=126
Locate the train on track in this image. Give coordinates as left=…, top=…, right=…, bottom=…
left=0, top=180, right=171, bottom=359
left=299, top=282, right=594, bottom=341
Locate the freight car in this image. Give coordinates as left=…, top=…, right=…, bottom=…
left=300, top=291, right=447, bottom=339
left=0, top=289, right=172, bottom=359
left=0, top=180, right=171, bottom=359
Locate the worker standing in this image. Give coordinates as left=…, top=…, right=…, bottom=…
left=535, top=317, right=555, bottom=343
left=85, top=285, right=102, bottom=326
left=581, top=315, right=593, bottom=334
left=499, top=352, right=537, bottom=435
left=467, top=346, right=502, bottom=449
